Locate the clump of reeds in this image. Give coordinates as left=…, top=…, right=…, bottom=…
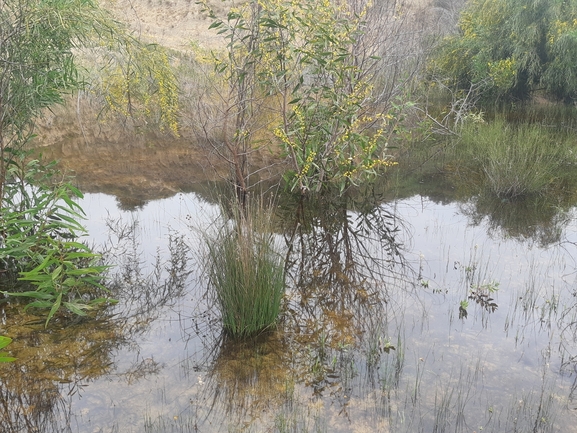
left=456, top=118, right=572, bottom=199
left=205, top=202, right=285, bottom=338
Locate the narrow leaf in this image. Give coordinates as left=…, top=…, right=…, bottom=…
left=46, top=293, right=63, bottom=328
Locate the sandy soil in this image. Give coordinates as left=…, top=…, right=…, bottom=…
left=99, top=0, right=234, bottom=51
left=98, top=0, right=435, bottom=52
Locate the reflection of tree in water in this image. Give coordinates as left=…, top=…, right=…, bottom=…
left=195, top=332, right=292, bottom=429
left=283, top=192, right=403, bottom=318
left=101, top=214, right=193, bottom=333
left=279, top=192, right=406, bottom=398
left=173, top=192, right=407, bottom=430
left=460, top=193, right=574, bottom=247
left=0, top=307, right=122, bottom=433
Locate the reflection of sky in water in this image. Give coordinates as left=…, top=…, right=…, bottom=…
left=72, top=192, right=220, bottom=431
left=389, top=197, right=577, bottom=429
left=61, top=193, right=577, bottom=432
left=80, top=192, right=219, bottom=260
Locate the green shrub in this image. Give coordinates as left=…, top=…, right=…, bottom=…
left=205, top=205, right=285, bottom=338
left=0, top=154, right=114, bottom=326
left=198, top=0, right=399, bottom=196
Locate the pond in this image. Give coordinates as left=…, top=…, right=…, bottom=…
left=2, top=145, right=577, bottom=433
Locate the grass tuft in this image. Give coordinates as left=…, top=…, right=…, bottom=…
left=205, top=202, right=285, bottom=339
left=454, top=118, right=573, bottom=199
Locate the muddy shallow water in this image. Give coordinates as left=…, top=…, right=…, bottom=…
left=2, top=154, right=577, bottom=432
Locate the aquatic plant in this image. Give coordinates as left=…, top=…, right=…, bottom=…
left=459, top=299, right=469, bottom=319
left=468, top=281, right=499, bottom=314
left=205, top=203, right=285, bottom=338
left=454, top=118, right=572, bottom=199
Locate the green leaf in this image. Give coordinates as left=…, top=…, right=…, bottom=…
left=19, top=253, right=54, bottom=276
left=67, top=184, right=84, bottom=199
left=208, top=20, right=223, bottom=30
left=61, top=277, right=77, bottom=287
left=63, top=301, right=89, bottom=316
left=23, top=300, right=54, bottom=310
left=0, top=336, right=12, bottom=351
left=0, top=339, right=15, bottom=362
left=62, top=241, right=91, bottom=251
left=59, top=192, right=85, bottom=215
left=0, top=353, right=17, bottom=363
left=51, top=265, right=63, bottom=282
left=2, top=291, right=54, bottom=300
left=90, top=297, right=118, bottom=305
left=46, top=292, right=63, bottom=327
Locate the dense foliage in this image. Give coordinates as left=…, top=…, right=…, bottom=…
left=430, top=0, right=577, bottom=103
left=0, top=0, right=104, bottom=205
left=198, top=0, right=400, bottom=196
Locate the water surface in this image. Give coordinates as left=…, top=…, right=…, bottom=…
left=2, top=183, right=577, bottom=432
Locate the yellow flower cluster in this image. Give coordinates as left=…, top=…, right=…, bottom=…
left=460, top=0, right=506, bottom=40
left=459, top=11, right=476, bottom=39
left=153, top=51, right=179, bottom=136
left=273, top=127, right=296, bottom=149
left=487, top=58, right=516, bottom=89
left=103, top=65, right=132, bottom=118
left=101, top=45, right=179, bottom=136
left=548, top=19, right=577, bottom=45
left=298, top=150, right=316, bottom=179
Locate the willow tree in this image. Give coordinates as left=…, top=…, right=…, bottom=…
left=430, top=0, right=577, bottom=103
left=0, top=0, right=178, bottom=321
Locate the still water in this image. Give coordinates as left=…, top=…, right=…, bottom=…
left=2, top=184, right=577, bottom=432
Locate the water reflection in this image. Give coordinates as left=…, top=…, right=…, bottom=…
left=0, top=307, right=121, bottom=433
left=278, top=193, right=409, bottom=410
left=282, top=192, right=405, bottom=320
left=460, top=193, right=575, bottom=246
left=102, top=213, right=192, bottom=323
left=204, top=333, right=291, bottom=425
left=3, top=174, right=577, bottom=431
left=0, top=194, right=201, bottom=433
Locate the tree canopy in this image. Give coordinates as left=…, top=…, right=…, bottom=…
left=430, top=0, right=577, bottom=103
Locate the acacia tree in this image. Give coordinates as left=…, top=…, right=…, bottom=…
left=196, top=0, right=402, bottom=197
left=430, top=0, right=577, bottom=103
